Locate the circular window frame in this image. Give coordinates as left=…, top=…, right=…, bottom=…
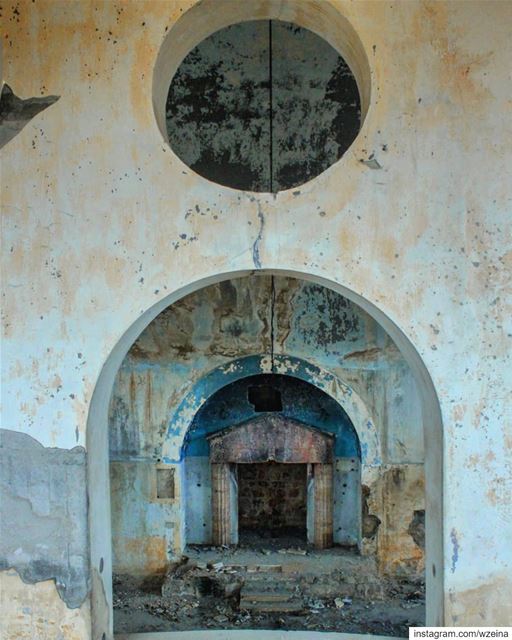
left=153, top=0, right=371, bottom=190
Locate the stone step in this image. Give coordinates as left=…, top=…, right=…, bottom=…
left=224, top=563, right=286, bottom=574
left=240, top=595, right=304, bottom=613
left=245, top=564, right=283, bottom=573
left=241, top=589, right=295, bottom=602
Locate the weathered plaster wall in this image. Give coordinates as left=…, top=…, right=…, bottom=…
left=184, top=373, right=359, bottom=458
left=0, top=570, right=91, bottom=640
left=1, top=0, right=511, bottom=635
left=367, top=464, right=426, bottom=577
left=109, top=460, right=182, bottom=576
left=0, top=430, right=89, bottom=608
left=109, top=276, right=421, bottom=465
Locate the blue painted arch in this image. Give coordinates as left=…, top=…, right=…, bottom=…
left=184, top=372, right=360, bottom=458
left=161, top=354, right=381, bottom=466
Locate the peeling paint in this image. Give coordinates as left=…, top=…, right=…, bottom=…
left=165, top=19, right=360, bottom=191
left=0, top=570, right=90, bottom=640
left=0, top=430, right=89, bottom=608
left=0, top=84, right=59, bottom=149
left=109, top=275, right=423, bottom=578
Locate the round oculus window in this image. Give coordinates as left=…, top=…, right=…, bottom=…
left=166, top=20, right=361, bottom=193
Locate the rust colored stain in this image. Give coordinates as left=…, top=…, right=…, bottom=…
left=129, top=370, right=137, bottom=416
left=123, top=536, right=168, bottom=575
left=380, top=541, right=424, bottom=572
left=447, top=574, right=512, bottom=626
left=368, top=465, right=426, bottom=576
left=208, top=414, right=333, bottom=464
left=411, top=1, right=494, bottom=116
left=130, top=29, right=156, bottom=127
left=344, top=347, right=382, bottom=361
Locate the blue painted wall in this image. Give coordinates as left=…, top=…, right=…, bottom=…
left=110, top=276, right=424, bottom=466
left=183, top=373, right=360, bottom=458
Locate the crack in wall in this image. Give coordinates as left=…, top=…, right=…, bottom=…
left=252, top=204, right=265, bottom=269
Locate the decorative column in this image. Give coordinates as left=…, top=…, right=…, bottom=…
left=314, top=463, right=333, bottom=549
left=211, top=462, right=231, bottom=545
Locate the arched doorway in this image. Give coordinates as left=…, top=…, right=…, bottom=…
left=87, top=269, right=443, bottom=639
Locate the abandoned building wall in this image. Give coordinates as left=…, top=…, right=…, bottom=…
left=108, top=276, right=424, bottom=576
left=109, top=460, right=182, bottom=576
left=0, top=571, right=91, bottom=640
left=1, top=0, right=511, bottom=635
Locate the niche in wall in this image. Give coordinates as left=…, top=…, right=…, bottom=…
left=238, top=462, right=308, bottom=539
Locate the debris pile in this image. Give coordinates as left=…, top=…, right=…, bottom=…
left=113, top=547, right=425, bottom=635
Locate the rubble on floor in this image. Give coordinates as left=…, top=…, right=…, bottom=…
left=113, top=546, right=425, bottom=636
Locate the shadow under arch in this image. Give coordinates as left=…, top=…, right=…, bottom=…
left=86, top=268, right=444, bottom=639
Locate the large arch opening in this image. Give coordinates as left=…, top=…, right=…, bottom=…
left=87, top=270, right=443, bottom=640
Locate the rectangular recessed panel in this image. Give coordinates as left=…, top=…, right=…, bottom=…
left=156, top=467, right=175, bottom=499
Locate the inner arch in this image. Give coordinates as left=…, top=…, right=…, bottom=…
left=183, top=373, right=361, bottom=548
